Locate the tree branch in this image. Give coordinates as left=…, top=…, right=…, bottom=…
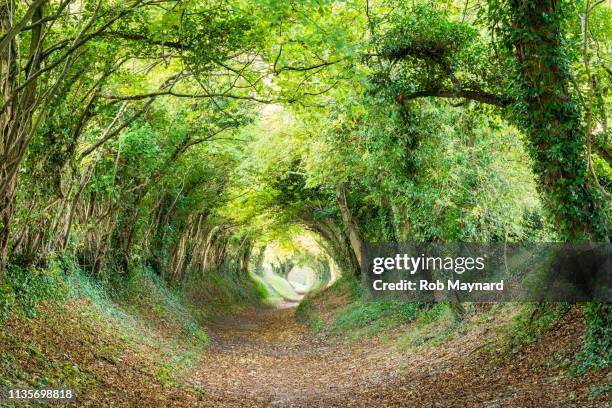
left=0, top=0, right=48, bottom=55
left=396, top=88, right=510, bottom=107
left=100, top=90, right=275, bottom=103
left=98, top=31, right=191, bottom=50
left=273, top=58, right=345, bottom=74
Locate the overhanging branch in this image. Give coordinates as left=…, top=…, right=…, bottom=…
left=98, top=31, right=191, bottom=51
left=100, top=90, right=275, bottom=104
left=396, top=88, right=510, bottom=107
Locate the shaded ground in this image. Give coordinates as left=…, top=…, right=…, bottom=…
left=0, top=300, right=208, bottom=407
left=188, top=305, right=609, bottom=407
left=189, top=303, right=403, bottom=407
left=2, top=300, right=608, bottom=407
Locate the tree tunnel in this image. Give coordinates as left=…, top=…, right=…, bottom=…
left=248, top=231, right=339, bottom=303
left=0, top=0, right=609, bottom=405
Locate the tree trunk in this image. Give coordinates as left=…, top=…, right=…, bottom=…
left=508, top=0, right=609, bottom=241
left=0, top=0, right=17, bottom=276
left=336, top=183, right=366, bottom=273
left=0, top=1, right=44, bottom=276
left=304, top=218, right=359, bottom=276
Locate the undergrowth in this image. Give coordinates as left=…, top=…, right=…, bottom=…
left=0, top=252, right=270, bottom=395
left=491, top=302, right=610, bottom=375
left=182, top=262, right=269, bottom=317
left=299, top=272, right=611, bottom=379
left=332, top=301, right=420, bottom=336
left=301, top=273, right=421, bottom=339
left=575, top=303, right=611, bottom=374
left=295, top=299, right=324, bottom=334
left=496, top=303, right=572, bottom=355
left=397, top=303, right=460, bottom=350
left=0, top=258, right=68, bottom=320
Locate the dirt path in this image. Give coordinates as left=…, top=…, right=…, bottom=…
left=189, top=304, right=405, bottom=407
left=187, top=306, right=607, bottom=408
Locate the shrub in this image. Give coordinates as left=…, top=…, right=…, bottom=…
left=574, top=303, right=611, bottom=374
left=0, top=261, right=68, bottom=320
left=332, top=301, right=420, bottom=333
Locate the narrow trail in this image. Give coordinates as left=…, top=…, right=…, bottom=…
left=189, top=303, right=404, bottom=407
left=186, top=306, right=604, bottom=408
